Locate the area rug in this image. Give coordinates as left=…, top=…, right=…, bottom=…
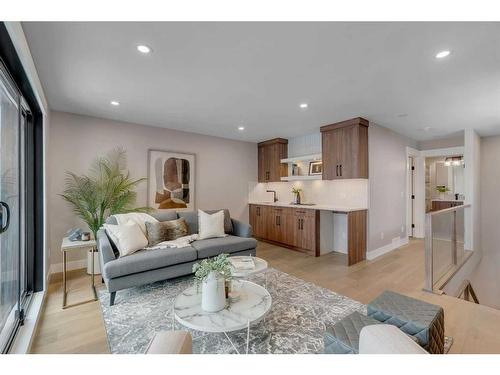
left=97, top=268, right=453, bottom=354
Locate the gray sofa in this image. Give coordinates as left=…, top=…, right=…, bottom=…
left=97, top=209, right=256, bottom=306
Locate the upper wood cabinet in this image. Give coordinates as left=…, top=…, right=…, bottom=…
left=257, top=138, right=288, bottom=182
left=320, top=117, right=369, bottom=180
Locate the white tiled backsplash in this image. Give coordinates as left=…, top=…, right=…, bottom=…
left=248, top=179, right=369, bottom=208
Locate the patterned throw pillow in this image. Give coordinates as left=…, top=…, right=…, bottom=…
left=145, top=217, right=189, bottom=246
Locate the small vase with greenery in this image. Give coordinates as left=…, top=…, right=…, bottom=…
left=61, top=148, right=149, bottom=240
left=193, top=254, right=232, bottom=312
left=292, top=186, right=302, bottom=204
left=193, top=253, right=232, bottom=286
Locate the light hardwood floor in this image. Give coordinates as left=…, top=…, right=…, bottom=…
left=31, top=239, right=500, bottom=354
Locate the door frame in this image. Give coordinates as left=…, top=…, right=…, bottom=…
left=406, top=147, right=424, bottom=238
left=406, top=146, right=465, bottom=241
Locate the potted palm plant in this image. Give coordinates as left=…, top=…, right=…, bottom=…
left=61, top=147, right=149, bottom=242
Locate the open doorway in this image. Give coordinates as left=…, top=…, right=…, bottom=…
left=425, top=155, right=465, bottom=212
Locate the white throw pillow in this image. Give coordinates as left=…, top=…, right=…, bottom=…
left=198, top=209, right=227, bottom=240
left=103, top=221, right=148, bottom=257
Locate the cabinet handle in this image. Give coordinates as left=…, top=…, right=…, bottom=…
left=298, top=218, right=301, bottom=229
left=340, top=164, right=342, bottom=176
left=277, top=216, right=281, bottom=226
left=336, top=165, right=339, bottom=176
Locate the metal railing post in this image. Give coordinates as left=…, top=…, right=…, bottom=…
left=452, top=210, right=457, bottom=265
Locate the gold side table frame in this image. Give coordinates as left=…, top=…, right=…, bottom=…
left=61, top=237, right=98, bottom=309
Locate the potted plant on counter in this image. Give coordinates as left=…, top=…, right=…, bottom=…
left=193, top=254, right=232, bottom=312
left=435, top=185, right=450, bottom=200
left=292, top=186, right=302, bottom=205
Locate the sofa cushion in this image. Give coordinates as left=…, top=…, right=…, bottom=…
left=103, top=246, right=197, bottom=279
left=145, top=218, right=189, bottom=246
left=191, top=235, right=257, bottom=259
left=177, top=209, right=233, bottom=235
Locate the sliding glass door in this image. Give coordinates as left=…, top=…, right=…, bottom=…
left=0, top=63, right=26, bottom=352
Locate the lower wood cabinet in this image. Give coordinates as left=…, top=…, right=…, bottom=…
left=250, top=204, right=319, bottom=256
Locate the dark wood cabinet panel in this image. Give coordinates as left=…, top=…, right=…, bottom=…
left=321, top=117, right=369, bottom=180
left=257, top=138, right=288, bottom=182
left=347, top=210, right=367, bottom=266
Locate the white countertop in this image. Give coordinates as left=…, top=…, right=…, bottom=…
left=249, top=201, right=367, bottom=212
left=431, top=199, right=464, bottom=203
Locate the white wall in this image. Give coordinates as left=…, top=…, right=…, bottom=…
left=442, top=129, right=482, bottom=295
left=47, top=111, right=257, bottom=271
left=479, top=135, right=500, bottom=256
left=368, top=123, right=418, bottom=254
left=417, top=133, right=464, bottom=150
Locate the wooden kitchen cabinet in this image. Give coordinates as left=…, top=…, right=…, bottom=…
left=292, top=209, right=319, bottom=254
left=320, top=117, right=369, bottom=180
left=249, top=204, right=319, bottom=256
left=257, top=138, right=288, bottom=182
left=249, top=204, right=269, bottom=239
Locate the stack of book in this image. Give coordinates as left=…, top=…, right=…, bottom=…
left=230, top=257, right=255, bottom=270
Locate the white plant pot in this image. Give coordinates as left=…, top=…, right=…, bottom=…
left=86, top=249, right=101, bottom=275
left=201, top=271, right=226, bottom=312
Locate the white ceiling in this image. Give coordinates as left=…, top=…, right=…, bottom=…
left=22, top=22, right=500, bottom=142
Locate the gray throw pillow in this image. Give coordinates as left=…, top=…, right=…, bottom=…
left=145, top=218, right=189, bottom=246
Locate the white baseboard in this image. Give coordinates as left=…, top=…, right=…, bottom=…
left=49, top=258, right=87, bottom=274
left=367, top=236, right=409, bottom=260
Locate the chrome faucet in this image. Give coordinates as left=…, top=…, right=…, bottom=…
left=266, top=190, right=278, bottom=202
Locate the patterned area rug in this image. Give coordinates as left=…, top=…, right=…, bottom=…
left=98, top=268, right=366, bottom=354
left=97, top=268, right=453, bottom=354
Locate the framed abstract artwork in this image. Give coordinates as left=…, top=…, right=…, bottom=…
left=147, top=149, right=195, bottom=211
left=308, top=161, right=323, bottom=175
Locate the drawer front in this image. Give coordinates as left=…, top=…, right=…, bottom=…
left=292, top=208, right=316, bottom=217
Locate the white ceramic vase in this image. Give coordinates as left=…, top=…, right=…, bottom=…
left=201, top=271, right=226, bottom=312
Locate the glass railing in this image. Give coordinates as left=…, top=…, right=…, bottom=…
left=424, top=204, right=472, bottom=292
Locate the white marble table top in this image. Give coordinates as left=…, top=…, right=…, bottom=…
left=230, top=256, right=268, bottom=278
left=61, top=237, right=96, bottom=252
left=174, top=280, right=272, bottom=333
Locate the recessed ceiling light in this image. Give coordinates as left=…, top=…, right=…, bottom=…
left=299, top=103, right=308, bottom=109
left=238, top=126, right=245, bottom=131
left=137, top=45, right=152, bottom=54
left=110, top=100, right=120, bottom=106
left=435, top=50, right=451, bottom=59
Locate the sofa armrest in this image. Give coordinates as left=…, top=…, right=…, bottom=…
left=97, top=228, right=116, bottom=277
left=231, top=219, right=253, bottom=238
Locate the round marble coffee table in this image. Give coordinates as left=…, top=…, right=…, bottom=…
left=173, top=280, right=272, bottom=354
